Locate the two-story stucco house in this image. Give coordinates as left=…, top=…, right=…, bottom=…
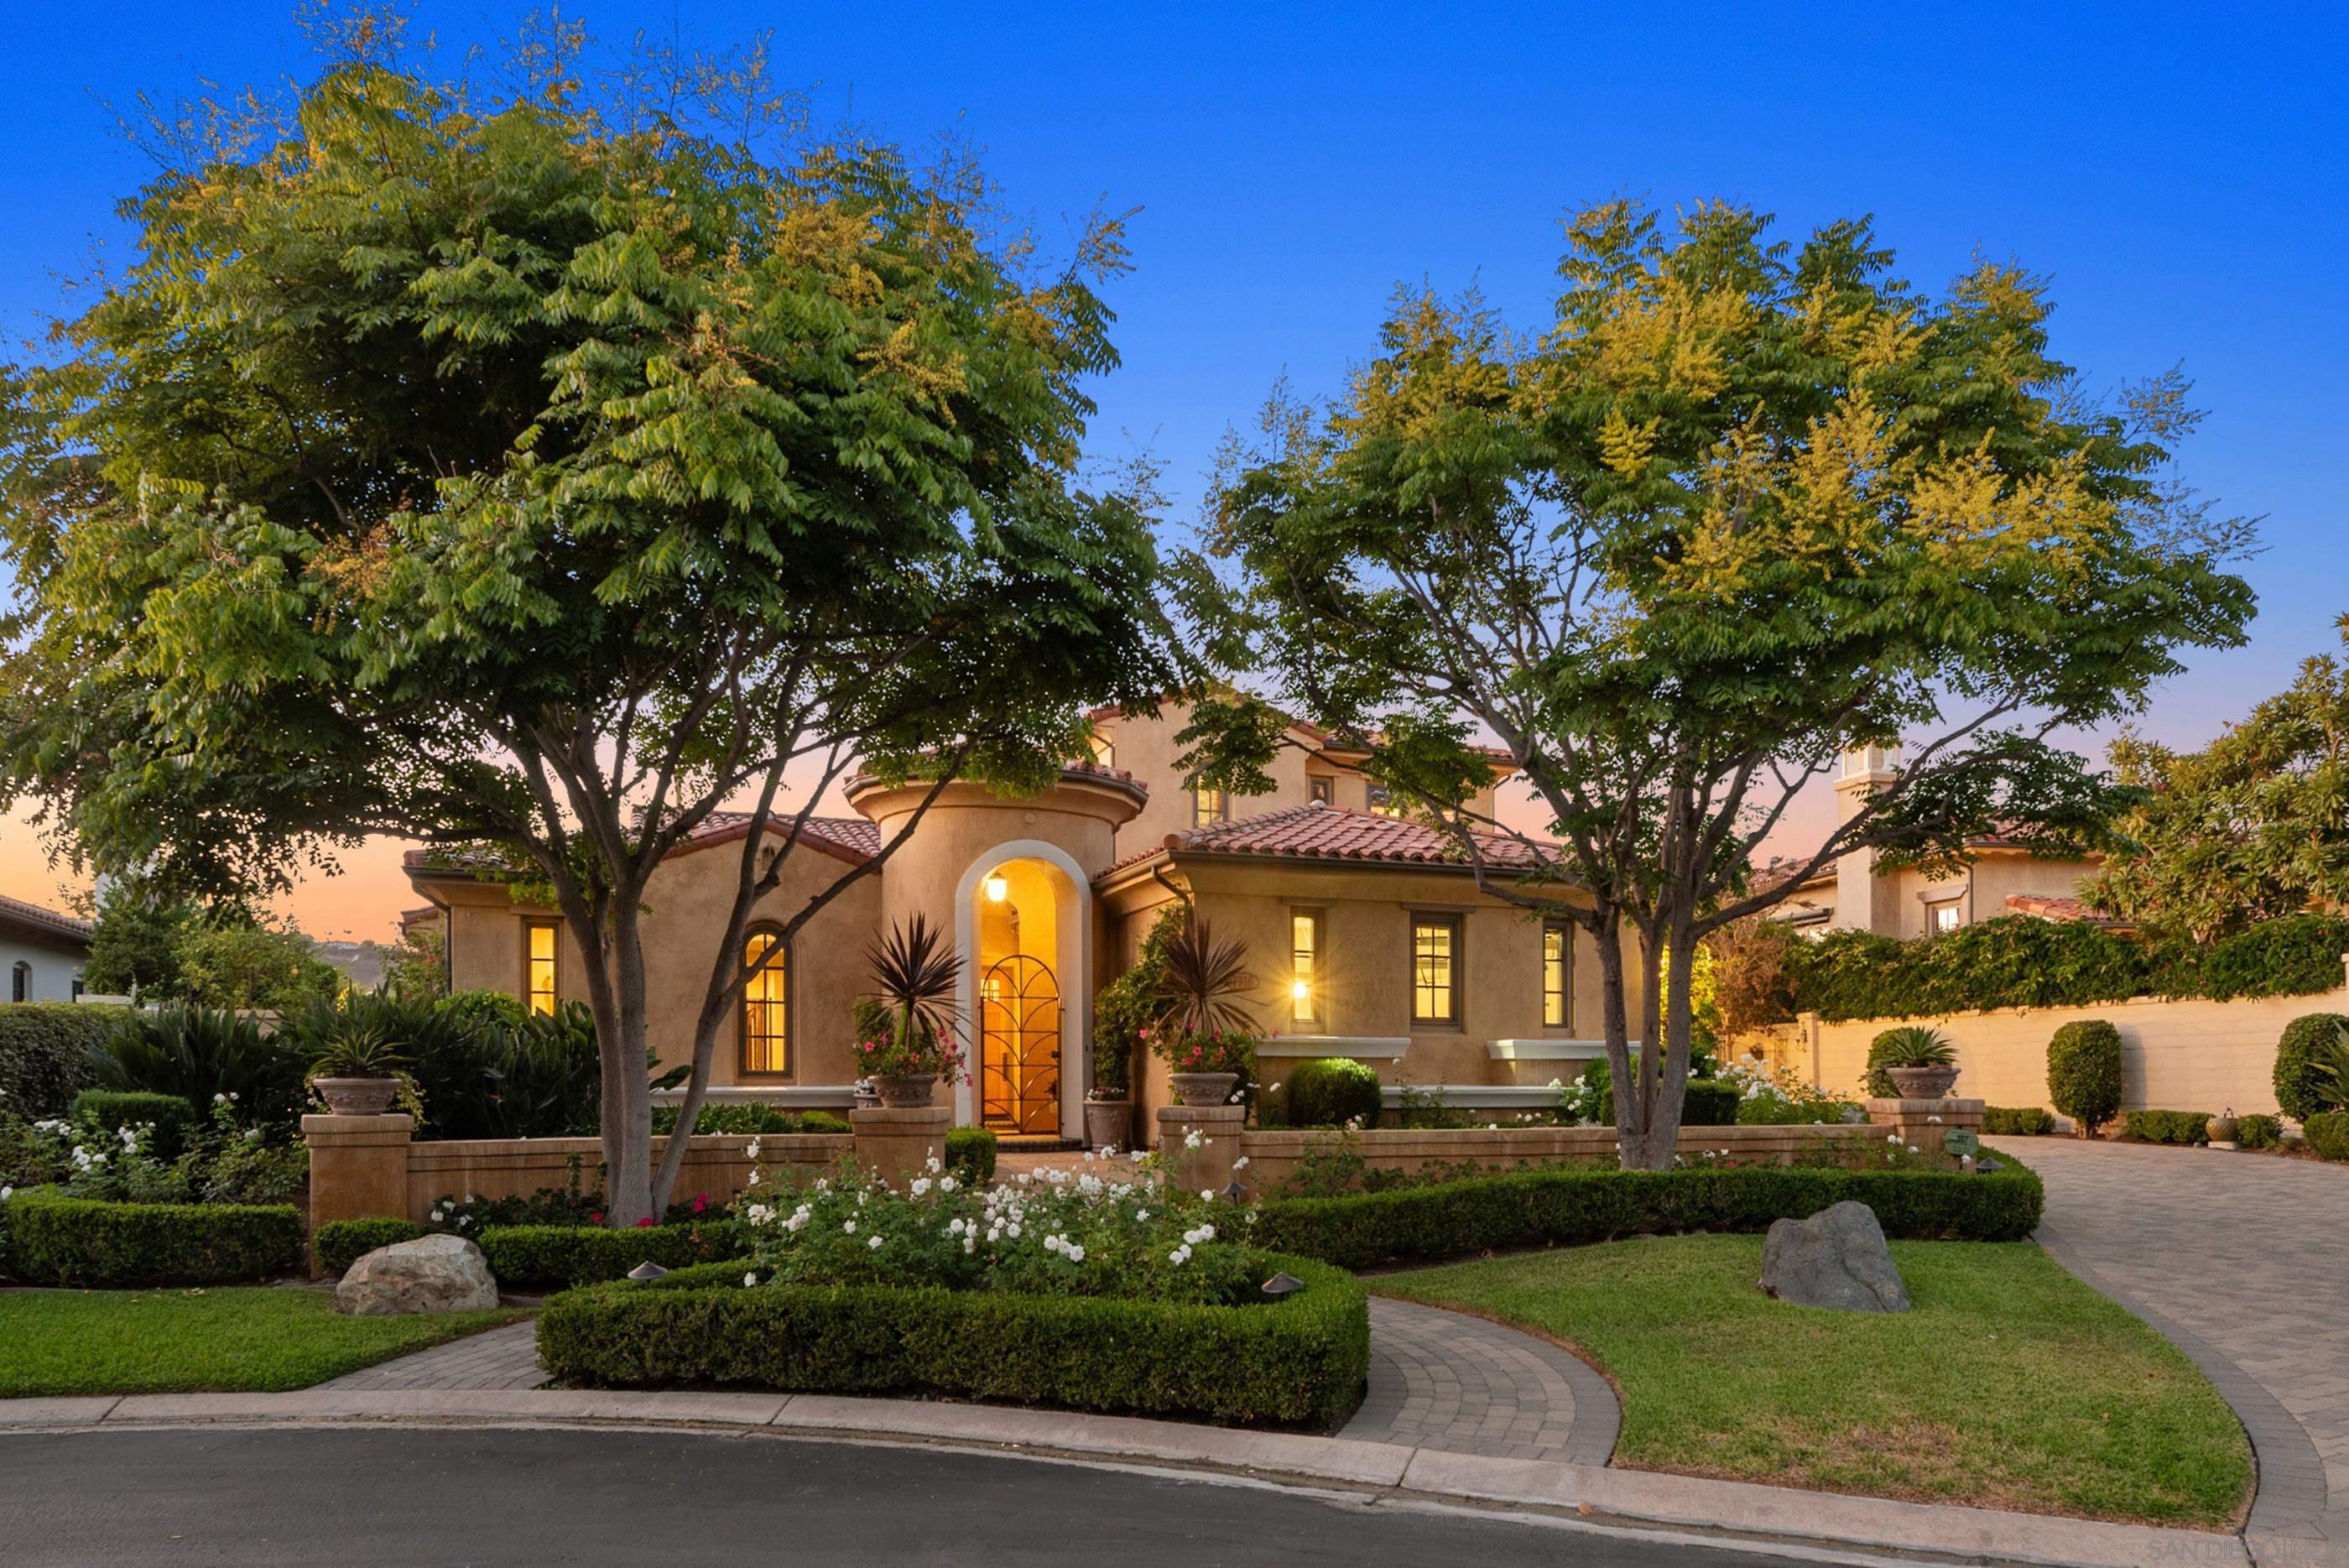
left=404, top=701, right=1637, bottom=1144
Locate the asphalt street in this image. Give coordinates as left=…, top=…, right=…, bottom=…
left=0, top=1425, right=1806, bottom=1566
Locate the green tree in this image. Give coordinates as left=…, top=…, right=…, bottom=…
left=80, top=877, right=200, bottom=998
left=2089, top=620, right=2349, bottom=941
left=175, top=921, right=343, bottom=1013
left=1185, top=201, right=2253, bottom=1167
left=0, top=18, right=1172, bottom=1221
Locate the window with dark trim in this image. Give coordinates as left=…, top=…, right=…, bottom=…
left=1191, top=787, right=1230, bottom=827
left=741, top=927, right=789, bottom=1076
left=524, top=920, right=560, bottom=1017
left=1308, top=776, right=1332, bottom=805
left=9, top=961, right=28, bottom=1004
left=1542, top=922, right=1570, bottom=1029
left=1290, top=910, right=1321, bottom=1025
left=1410, top=914, right=1461, bottom=1024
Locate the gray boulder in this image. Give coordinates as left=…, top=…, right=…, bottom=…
left=336, top=1233, right=500, bottom=1316
left=1758, top=1201, right=1910, bottom=1312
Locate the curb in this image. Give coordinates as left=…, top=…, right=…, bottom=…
left=0, top=1388, right=2247, bottom=1568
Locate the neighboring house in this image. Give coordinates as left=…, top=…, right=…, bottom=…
left=1767, top=745, right=2112, bottom=940
left=0, top=893, right=92, bottom=1003
left=404, top=700, right=1633, bottom=1142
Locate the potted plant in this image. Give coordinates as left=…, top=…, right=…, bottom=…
left=1086, top=909, right=1182, bottom=1147
left=1872, top=1026, right=1961, bottom=1100
left=857, top=916, right=965, bottom=1108
left=2207, top=1107, right=2239, bottom=1149
left=1150, top=914, right=1258, bottom=1107
left=304, top=1019, right=413, bottom=1117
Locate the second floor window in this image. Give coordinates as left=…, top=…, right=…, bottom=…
left=525, top=921, right=560, bottom=1016
left=1367, top=784, right=1405, bottom=819
left=1931, top=903, right=1962, bottom=935
left=1411, top=914, right=1461, bottom=1024
left=1192, top=786, right=1230, bottom=827
left=1543, top=923, right=1570, bottom=1028
left=1309, top=776, right=1332, bottom=805
left=1290, top=910, right=1320, bottom=1024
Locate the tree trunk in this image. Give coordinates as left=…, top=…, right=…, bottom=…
left=604, top=900, right=656, bottom=1226
left=1617, top=927, right=1677, bottom=1169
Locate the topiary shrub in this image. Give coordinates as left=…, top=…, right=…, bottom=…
left=0, top=1003, right=118, bottom=1118
left=945, top=1126, right=997, bottom=1185
left=1283, top=1058, right=1383, bottom=1128
left=2304, top=1112, right=2349, bottom=1162
left=1982, top=1106, right=2055, bottom=1135
left=2273, top=1013, right=2349, bottom=1123
left=67, top=1091, right=200, bottom=1157
left=315, top=1216, right=424, bottom=1275
left=2235, top=1113, right=2282, bottom=1151
left=1681, top=1079, right=1741, bottom=1127
left=2048, top=1019, right=2124, bottom=1136
left=3, top=1188, right=304, bottom=1286
left=2124, top=1109, right=2212, bottom=1145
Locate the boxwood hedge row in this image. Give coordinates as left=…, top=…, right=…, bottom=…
left=478, top=1220, right=752, bottom=1289
left=2, top=1187, right=304, bottom=1286
left=1251, top=1163, right=2044, bottom=1271
left=312, top=1216, right=424, bottom=1275
left=537, top=1253, right=1367, bottom=1428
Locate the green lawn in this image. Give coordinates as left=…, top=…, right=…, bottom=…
left=0, top=1287, right=523, bottom=1397
left=1378, top=1236, right=2250, bottom=1528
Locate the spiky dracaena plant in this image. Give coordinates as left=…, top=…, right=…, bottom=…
left=865, top=915, right=965, bottom=1060
left=1154, top=915, right=1258, bottom=1043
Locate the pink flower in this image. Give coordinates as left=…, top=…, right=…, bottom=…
left=636, top=1216, right=654, bottom=1228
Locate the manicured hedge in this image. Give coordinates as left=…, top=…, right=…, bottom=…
left=537, top=1252, right=1367, bottom=1427
left=0, top=1003, right=117, bottom=1118
left=2, top=1187, right=303, bottom=1287
left=1982, top=1106, right=2055, bottom=1135
left=1284, top=1057, right=1384, bottom=1128
left=1251, top=1164, right=2045, bottom=1271
left=314, top=1217, right=424, bottom=1276
left=2273, top=1013, right=2349, bottom=1123
left=2125, top=1109, right=2213, bottom=1146
left=478, top=1220, right=751, bottom=1289
left=69, top=1091, right=199, bottom=1154
left=2236, top=1114, right=2283, bottom=1151
left=1682, top=1079, right=1741, bottom=1127
left=945, top=1127, right=997, bottom=1185
left=2049, top=1020, right=2123, bottom=1137
left=2305, top=1112, right=2349, bottom=1163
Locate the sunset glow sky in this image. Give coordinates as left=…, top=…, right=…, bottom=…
left=3, top=3, right=2340, bottom=939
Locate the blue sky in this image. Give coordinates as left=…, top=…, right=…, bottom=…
left=1, top=2, right=2341, bottom=930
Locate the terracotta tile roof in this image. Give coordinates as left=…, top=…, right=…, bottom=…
left=2004, top=893, right=2126, bottom=926
left=402, top=813, right=883, bottom=878
left=0, top=893, right=94, bottom=947
left=1100, top=802, right=1552, bottom=881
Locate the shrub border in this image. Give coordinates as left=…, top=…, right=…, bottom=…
left=537, top=1251, right=1367, bottom=1428
left=478, top=1221, right=752, bottom=1289
left=1, top=1187, right=304, bottom=1287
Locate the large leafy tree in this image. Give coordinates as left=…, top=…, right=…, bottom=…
left=0, top=20, right=1174, bottom=1221
left=2090, top=618, right=2349, bottom=940
left=1185, top=201, right=2254, bottom=1167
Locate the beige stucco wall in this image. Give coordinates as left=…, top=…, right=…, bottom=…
left=1774, top=962, right=2349, bottom=1119
left=1805, top=851, right=2104, bottom=940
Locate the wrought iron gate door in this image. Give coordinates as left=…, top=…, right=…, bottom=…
left=980, top=954, right=1061, bottom=1135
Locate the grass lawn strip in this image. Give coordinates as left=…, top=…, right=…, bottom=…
left=0, top=1287, right=523, bottom=1397
left=1377, top=1235, right=2250, bottom=1529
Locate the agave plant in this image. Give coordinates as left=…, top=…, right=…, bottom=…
left=1153, top=914, right=1258, bottom=1045
left=1872, top=1026, right=1957, bottom=1068
left=280, top=992, right=414, bottom=1079
left=864, top=914, right=965, bottom=1060
left=2312, top=1023, right=2349, bottom=1114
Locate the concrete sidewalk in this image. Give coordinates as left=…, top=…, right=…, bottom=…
left=0, top=1384, right=2254, bottom=1568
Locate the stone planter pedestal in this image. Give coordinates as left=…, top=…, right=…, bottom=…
left=1156, top=1103, right=1246, bottom=1201
left=851, top=1105, right=953, bottom=1187
left=301, top=1112, right=415, bottom=1276
left=1865, top=1097, right=1984, bottom=1156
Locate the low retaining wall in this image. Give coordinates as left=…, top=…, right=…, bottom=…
left=404, top=1133, right=852, bottom=1222
left=1758, top=958, right=2349, bottom=1123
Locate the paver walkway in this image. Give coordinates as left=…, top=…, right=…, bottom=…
left=1995, top=1135, right=2349, bottom=1550
left=317, top=1296, right=1618, bottom=1464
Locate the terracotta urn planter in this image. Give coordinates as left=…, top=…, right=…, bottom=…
left=1084, top=1097, right=1133, bottom=1150
left=872, top=1074, right=937, bottom=1108
left=314, top=1076, right=400, bottom=1117
left=1885, top=1065, right=1960, bottom=1101
left=2207, top=1113, right=2238, bottom=1149
left=1169, top=1071, right=1240, bottom=1108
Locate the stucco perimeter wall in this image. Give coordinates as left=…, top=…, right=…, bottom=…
left=1776, top=962, right=2349, bottom=1119
left=404, top=1133, right=852, bottom=1222
left=1237, top=1121, right=1880, bottom=1194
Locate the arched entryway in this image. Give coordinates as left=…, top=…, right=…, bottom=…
left=954, top=841, right=1091, bottom=1139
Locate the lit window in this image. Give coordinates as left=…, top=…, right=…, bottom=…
left=1543, top=924, right=1570, bottom=1028
left=742, top=929, right=789, bottom=1075
left=1309, top=776, right=1332, bottom=805
left=1090, top=734, right=1115, bottom=769
left=1192, top=787, right=1230, bottom=827
left=1367, top=784, right=1405, bottom=819
left=1411, top=916, right=1459, bottom=1024
left=1291, top=912, right=1320, bottom=1024
left=525, top=922, right=559, bottom=1016
left=1931, top=904, right=1961, bottom=935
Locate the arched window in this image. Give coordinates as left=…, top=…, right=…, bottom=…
left=9, top=961, right=28, bottom=1003
left=741, top=927, right=789, bottom=1076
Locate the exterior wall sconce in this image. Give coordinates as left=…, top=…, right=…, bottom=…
left=984, top=873, right=1009, bottom=903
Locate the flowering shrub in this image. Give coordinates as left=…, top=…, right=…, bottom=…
left=849, top=998, right=966, bottom=1083
left=742, top=1156, right=1257, bottom=1306
left=1155, top=1028, right=1255, bottom=1079
left=7, top=1094, right=306, bottom=1207
left=1720, top=1061, right=1866, bottom=1126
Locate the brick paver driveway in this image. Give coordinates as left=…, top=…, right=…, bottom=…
left=1997, top=1135, right=2349, bottom=1553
